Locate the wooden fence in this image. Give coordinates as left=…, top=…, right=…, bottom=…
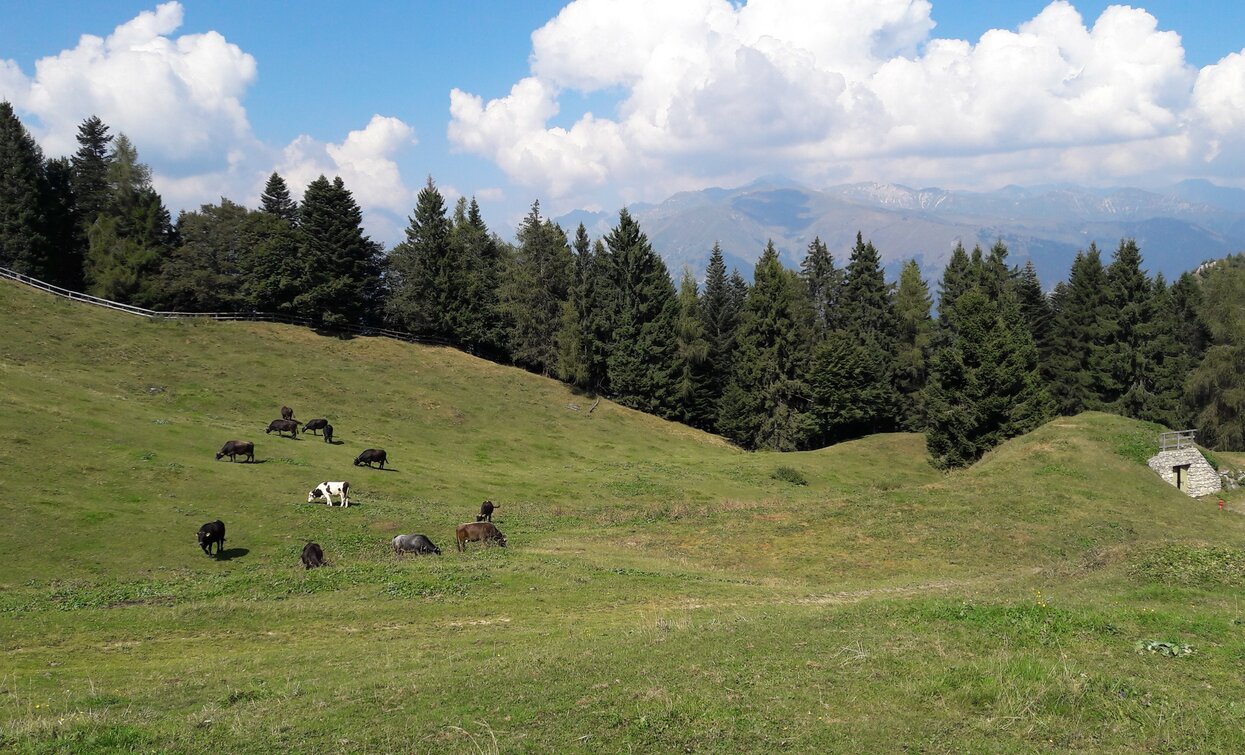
left=0, top=266, right=450, bottom=346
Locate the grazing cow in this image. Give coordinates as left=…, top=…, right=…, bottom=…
left=455, top=521, right=506, bottom=552
left=392, top=534, right=441, bottom=556
left=215, top=440, right=254, bottom=463
left=197, top=520, right=225, bottom=556
left=475, top=500, right=498, bottom=522
left=281, top=405, right=295, bottom=421
left=307, top=481, right=350, bottom=507
left=353, top=449, right=387, bottom=469
left=303, top=418, right=329, bottom=435
left=301, top=542, right=326, bottom=569
left=266, top=419, right=299, bottom=438
left=322, top=423, right=334, bottom=444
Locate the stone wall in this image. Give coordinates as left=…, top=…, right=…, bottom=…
left=1147, top=448, right=1222, bottom=498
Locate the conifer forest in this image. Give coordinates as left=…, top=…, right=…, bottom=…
left=3, top=104, right=1243, bottom=463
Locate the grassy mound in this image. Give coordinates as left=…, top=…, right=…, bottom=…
left=3, top=279, right=1245, bottom=752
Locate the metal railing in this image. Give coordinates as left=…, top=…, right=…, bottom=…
left=1159, top=430, right=1197, bottom=452
left=0, top=266, right=450, bottom=346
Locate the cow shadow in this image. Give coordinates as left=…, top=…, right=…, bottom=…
left=326, top=439, right=345, bottom=446
left=214, top=547, right=249, bottom=561
left=246, top=459, right=270, bottom=464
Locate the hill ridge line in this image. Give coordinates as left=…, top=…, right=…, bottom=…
left=0, top=265, right=451, bottom=347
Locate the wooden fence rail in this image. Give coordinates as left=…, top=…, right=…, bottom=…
left=0, top=266, right=450, bottom=346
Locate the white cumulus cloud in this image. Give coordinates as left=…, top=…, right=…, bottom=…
left=1, top=2, right=257, bottom=165
left=274, top=115, right=417, bottom=215
left=448, top=0, right=1245, bottom=202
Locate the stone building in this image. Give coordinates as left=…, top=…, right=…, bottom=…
left=1147, top=430, right=1222, bottom=498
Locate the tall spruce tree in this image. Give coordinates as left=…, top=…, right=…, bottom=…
left=70, top=116, right=112, bottom=231
left=673, top=267, right=714, bottom=427
left=500, top=202, right=573, bottom=375
left=833, top=232, right=898, bottom=431
left=40, top=157, right=82, bottom=289
left=1102, top=239, right=1152, bottom=412
left=259, top=172, right=299, bottom=226
left=893, top=259, right=934, bottom=430
left=1187, top=256, right=1245, bottom=450
left=0, top=102, right=49, bottom=277
left=454, top=197, right=506, bottom=355
left=386, top=177, right=462, bottom=339
left=937, top=242, right=972, bottom=332
left=601, top=208, right=679, bottom=415
left=556, top=224, right=610, bottom=389
left=1014, top=260, right=1051, bottom=358
left=700, top=243, right=742, bottom=416
left=800, top=236, right=842, bottom=338
left=295, top=175, right=384, bottom=325
left=1044, top=244, right=1112, bottom=414
left=237, top=209, right=305, bottom=313
left=83, top=134, right=172, bottom=303
left=925, top=288, right=1051, bottom=468
left=718, top=242, right=815, bottom=450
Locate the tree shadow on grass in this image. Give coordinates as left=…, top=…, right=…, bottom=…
left=214, top=548, right=249, bottom=561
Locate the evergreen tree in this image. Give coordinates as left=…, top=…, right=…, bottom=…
left=159, top=199, right=250, bottom=310
left=386, top=177, right=463, bottom=339
left=1044, top=245, right=1112, bottom=414
left=925, top=288, right=1051, bottom=468
left=500, top=202, right=573, bottom=375
left=937, top=242, right=972, bottom=332
left=672, top=267, right=713, bottom=427
left=1102, top=239, right=1152, bottom=411
left=259, top=172, right=298, bottom=225
left=296, top=175, right=384, bottom=325
left=718, top=242, right=815, bottom=450
left=0, top=102, right=49, bottom=277
left=979, top=240, right=1011, bottom=301
left=556, top=224, right=610, bottom=389
left=1128, top=275, right=1192, bottom=427
left=601, top=208, right=679, bottom=414
left=237, top=209, right=305, bottom=313
left=1188, top=256, right=1245, bottom=450
left=70, top=116, right=112, bottom=230
left=40, top=157, right=82, bottom=289
left=83, top=134, right=172, bottom=303
left=830, top=232, right=898, bottom=431
left=1014, top=260, right=1051, bottom=357
left=893, top=259, right=934, bottom=430
left=800, top=236, right=842, bottom=338
left=700, top=243, right=742, bottom=416
left=810, top=330, right=896, bottom=443
left=452, top=198, right=505, bottom=354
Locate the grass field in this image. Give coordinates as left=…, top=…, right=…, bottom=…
left=3, top=278, right=1245, bottom=753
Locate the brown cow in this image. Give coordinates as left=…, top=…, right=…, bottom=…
left=281, top=405, right=295, bottom=421
left=455, top=521, right=506, bottom=552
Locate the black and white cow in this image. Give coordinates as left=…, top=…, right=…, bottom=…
left=307, top=481, right=350, bottom=507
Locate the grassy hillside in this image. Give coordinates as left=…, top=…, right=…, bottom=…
left=3, top=279, right=1244, bottom=753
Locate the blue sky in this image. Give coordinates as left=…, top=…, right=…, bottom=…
left=2, top=1, right=1244, bottom=243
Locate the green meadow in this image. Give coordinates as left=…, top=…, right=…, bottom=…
left=2, top=279, right=1244, bottom=753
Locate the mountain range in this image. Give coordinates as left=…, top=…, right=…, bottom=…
left=556, top=178, right=1245, bottom=286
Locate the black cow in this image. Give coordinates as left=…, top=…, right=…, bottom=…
left=303, top=418, right=329, bottom=435
left=266, top=419, right=299, bottom=438
left=392, top=534, right=441, bottom=555
left=354, top=449, right=387, bottom=468
left=281, top=405, right=295, bottom=421
left=323, top=423, right=334, bottom=444
left=301, top=542, right=325, bottom=569
left=215, top=440, right=254, bottom=463
left=476, top=500, right=498, bottom=522
left=197, top=520, right=225, bottom=556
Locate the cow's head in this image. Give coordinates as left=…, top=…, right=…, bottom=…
left=215, top=452, right=224, bottom=461
left=308, top=487, right=324, bottom=503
